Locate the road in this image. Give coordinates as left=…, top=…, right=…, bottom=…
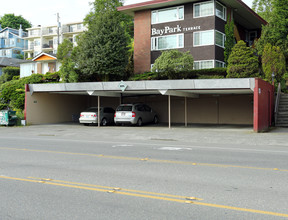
left=0, top=124, right=288, bottom=219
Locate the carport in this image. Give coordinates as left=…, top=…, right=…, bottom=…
left=25, top=78, right=274, bottom=132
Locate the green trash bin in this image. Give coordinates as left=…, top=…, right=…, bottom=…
left=0, top=110, right=18, bottom=126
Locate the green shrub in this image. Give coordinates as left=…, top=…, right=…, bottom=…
left=43, top=72, right=60, bottom=82
left=152, top=50, right=194, bottom=79
left=227, top=40, right=259, bottom=78
left=0, top=67, right=20, bottom=83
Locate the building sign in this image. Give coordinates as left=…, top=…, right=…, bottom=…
left=151, top=25, right=201, bottom=36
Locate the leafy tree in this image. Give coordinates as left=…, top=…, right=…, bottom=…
left=227, top=41, right=259, bottom=78
left=0, top=67, right=20, bottom=83
left=152, top=50, right=194, bottom=79
left=252, top=0, right=273, bottom=22
left=224, top=16, right=235, bottom=64
left=262, top=43, right=286, bottom=83
left=57, top=39, right=78, bottom=82
left=256, top=0, right=288, bottom=57
left=74, top=0, right=132, bottom=82
left=0, top=14, right=31, bottom=31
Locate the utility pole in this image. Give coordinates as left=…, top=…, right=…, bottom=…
left=57, top=13, right=60, bottom=46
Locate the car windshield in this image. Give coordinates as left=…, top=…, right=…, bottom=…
left=116, top=106, right=132, bottom=111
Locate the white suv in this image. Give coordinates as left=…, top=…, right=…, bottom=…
left=114, top=104, right=158, bottom=126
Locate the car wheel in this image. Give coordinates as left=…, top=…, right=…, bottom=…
left=153, top=116, right=159, bottom=124
left=101, top=118, right=108, bottom=126
left=137, top=118, right=143, bottom=126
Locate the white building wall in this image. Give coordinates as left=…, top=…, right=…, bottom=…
left=20, top=63, right=36, bottom=78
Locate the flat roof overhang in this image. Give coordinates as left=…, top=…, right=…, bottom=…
left=118, top=0, right=267, bottom=30
left=28, top=78, right=255, bottom=98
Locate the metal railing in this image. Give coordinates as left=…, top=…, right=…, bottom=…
left=274, top=82, right=281, bottom=124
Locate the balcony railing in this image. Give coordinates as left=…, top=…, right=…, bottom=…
left=42, top=29, right=58, bottom=36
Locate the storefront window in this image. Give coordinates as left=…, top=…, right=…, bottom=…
left=151, top=34, right=184, bottom=50
left=152, top=6, right=184, bottom=24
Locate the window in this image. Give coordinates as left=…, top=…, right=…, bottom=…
left=194, top=1, right=214, bottom=18
left=193, top=30, right=214, bottom=46
left=215, top=31, right=225, bottom=48
left=194, top=1, right=226, bottom=21
left=248, top=31, right=257, bottom=46
left=194, top=30, right=225, bottom=47
left=151, top=34, right=184, bottom=51
left=215, top=2, right=226, bottom=20
left=215, top=60, right=225, bottom=68
left=194, top=60, right=225, bottom=69
left=152, top=6, right=184, bottom=24
left=34, top=39, right=40, bottom=46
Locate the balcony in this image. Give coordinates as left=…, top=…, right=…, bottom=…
left=62, top=24, right=85, bottom=35
left=42, top=28, right=58, bottom=36
left=42, top=43, right=54, bottom=51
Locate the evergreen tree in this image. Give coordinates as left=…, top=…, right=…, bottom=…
left=74, top=0, right=131, bottom=82
left=256, top=0, right=288, bottom=57
left=262, top=43, right=286, bottom=83
left=224, top=16, right=235, bottom=65
left=252, top=0, right=273, bottom=22
left=57, top=39, right=78, bottom=82
left=0, top=14, right=31, bottom=31
left=227, top=41, right=259, bottom=78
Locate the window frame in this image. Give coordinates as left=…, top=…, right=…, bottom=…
left=151, top=6, right=184, bottom=24
left=215, top=30, right=225, bottom=48
left=193, top=30, right=214, bottom=47
left=194, top=60, right=225, bottom=70
left=193, top=1, right=214, bottom=18
left=151, top=33, right=184, bottom=51
left=215, top=1, right=227, bottom=21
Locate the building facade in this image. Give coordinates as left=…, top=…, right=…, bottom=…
left=23, top=21, right=86, bottom=59
left=0, top=25, right=28, bottom=59
left=118, top=0, right=267, bottom=73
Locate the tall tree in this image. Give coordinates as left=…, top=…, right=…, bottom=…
left=252, top=0, right=273, bottom=22
left=256, top=0, right=288, bottom=57
left=227, top=41, right=259, bottom=78
left=262, top=43, right=286, bottom=83
left=57, top=39, right=78, bottom=82
left=224, top=15, right=235, bottom=65
left=74, top=0, right=132, bottom=82
left=0, top=14, right=31, bottom=31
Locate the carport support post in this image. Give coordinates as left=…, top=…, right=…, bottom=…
left=98, top=96, right=100, bottom=127
left=168, top=95, right=171, bottom=129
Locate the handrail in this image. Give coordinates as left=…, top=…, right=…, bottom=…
left=274, top=82, right=281, bottom=124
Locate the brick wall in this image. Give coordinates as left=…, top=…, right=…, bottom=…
left=134, top=10, right=151, bottom=74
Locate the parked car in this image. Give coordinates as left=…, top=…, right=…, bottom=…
left=79, top=107, right=115, bottom=126
left=114, top=103, right=158, bottom=126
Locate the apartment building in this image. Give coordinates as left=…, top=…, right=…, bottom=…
left=0, top=25, right=28, bottom=59
left=23, top=21, right=86, bottom=58
left=118, top=0, right=267, bottom=73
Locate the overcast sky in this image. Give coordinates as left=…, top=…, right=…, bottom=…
left=0, top=0, right=253, bottom=27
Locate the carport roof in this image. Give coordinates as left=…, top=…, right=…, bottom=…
left=28, top=78, right=255, bottom=97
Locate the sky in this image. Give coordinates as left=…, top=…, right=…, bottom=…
left=0, top=0, right=253, bottom=28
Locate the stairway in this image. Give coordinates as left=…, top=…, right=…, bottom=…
left=276, top=94, right=288, bottom=127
